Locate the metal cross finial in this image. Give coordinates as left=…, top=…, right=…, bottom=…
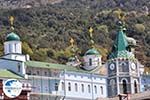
left=70, top=37, right=74, bottom=47
left=88, top=27, right=95, bottom=48
left=9, top=16, right=15, bottom=30
left=89, top=27, right=93, bottom=38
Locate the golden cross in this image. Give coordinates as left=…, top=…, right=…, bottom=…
left=89, top=27, right=93, bottom=38
left=9, top=16, right=15, bottom=30
left=70, top=37, right=74, bottom=47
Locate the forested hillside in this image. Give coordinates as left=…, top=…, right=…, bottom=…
left=0, top=0, right=149, bottom=67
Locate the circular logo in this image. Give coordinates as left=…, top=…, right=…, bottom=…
left=3, top=79, right=22, bottom=98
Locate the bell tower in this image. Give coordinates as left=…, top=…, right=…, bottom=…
left=107, top=20, right=141, bottom=97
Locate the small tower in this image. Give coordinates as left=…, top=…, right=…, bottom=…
left=4, top=16, right=22, bottom=55
left=4, top=32, right=22, bottom=54
left=107, top=21, right=141, bottom=97
left=82, top=27, right=102, bottom=70
left=3, top=16, right=29, bottom=61
left=83, top=48, right=102, bottom=70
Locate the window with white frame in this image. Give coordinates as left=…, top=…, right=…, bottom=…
left=55, top=83, right=58, bottom=91
left=94, top=85, right=97, bottom=94
left=81, top=84, right=84, bottom=92
left=61, top=82, right=64, bottom=91
left=89, top=58, right=92, bottom=66
left=68, top=82, right=71, bottom=91
left=100, top=86, right=103, bottom=95
left=75, top=83, right=78, bottom=92
left=88, top=85, right=91, bottom=93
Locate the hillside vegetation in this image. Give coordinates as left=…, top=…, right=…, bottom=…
left=0, top=0, right=149, bottom=67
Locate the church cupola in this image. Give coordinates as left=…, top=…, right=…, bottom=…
left=4, top=16, right=22, bottom=55
left=6, top=32, right=20, bottom=41
left=83, top=48, right=102, bottom=70
left=82, top=27, right=102, bottom=70
left=4, top=32, right=22, bottom=54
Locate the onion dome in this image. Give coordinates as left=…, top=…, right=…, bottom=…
left=6, top=32, right=20, bottom=41
left=85, top=48, right=100, bottom=56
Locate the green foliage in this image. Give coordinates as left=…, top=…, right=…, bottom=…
left=22, top=42, right=33, bottom=55
left=97, top=25, right=108, bottom=33
left=134, top=24, right=145, bottom=33
left=0, top=43, right=3, bottom=56
left=0, top=0, right=149, bottom=66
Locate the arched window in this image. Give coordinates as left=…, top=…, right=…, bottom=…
left=55, top=83, right=58, bottom=91
left=88, top=85, right=91, bottom=93
left=75, top=83, right=78, bottom=92
left=122, top=80, right=127, bottom=94
left=68, top=82, right=71, bottom=91
left=134, top=80, right=138, bottom=93
left=81, top=84, right=84, bottom=92
left=89, top=58, right=92, bottom=66
left=94, top=85, right=97, bottom=94
left=109, top=79, right=115, bottom=96
left=61, top=82, right=64, bottom=91
left=100, top=86, right=103, bottom=95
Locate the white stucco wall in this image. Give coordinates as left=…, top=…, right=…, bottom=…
left=26, top=68, right=107, bottom=100
left=3, top=54, right=27, bottom=62
left=83, top=55, right=102, bottom=70
left=4, top=41, right=22, bottom=54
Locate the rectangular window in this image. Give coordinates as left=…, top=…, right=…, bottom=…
left=89, top=58, right=92, bottom=66
left=55, top=83, right=58, bottom=91
left=100, top=86, right=103, bottom=95
left=9, top=44, right=11, bottom=53
left=94, top=85, right=97, bottom=94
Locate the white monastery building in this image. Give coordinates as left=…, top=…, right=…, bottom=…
left=0, top=20, right=149, bottom=100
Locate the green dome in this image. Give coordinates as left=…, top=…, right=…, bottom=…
left=85, top=48, right=100, bottom=55
left=6, top=32, right=20, bottom=41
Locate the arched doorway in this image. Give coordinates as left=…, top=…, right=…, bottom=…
left=134, top=81, right=138, bottom=93
left=122, top=80, right=127, bottom=94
